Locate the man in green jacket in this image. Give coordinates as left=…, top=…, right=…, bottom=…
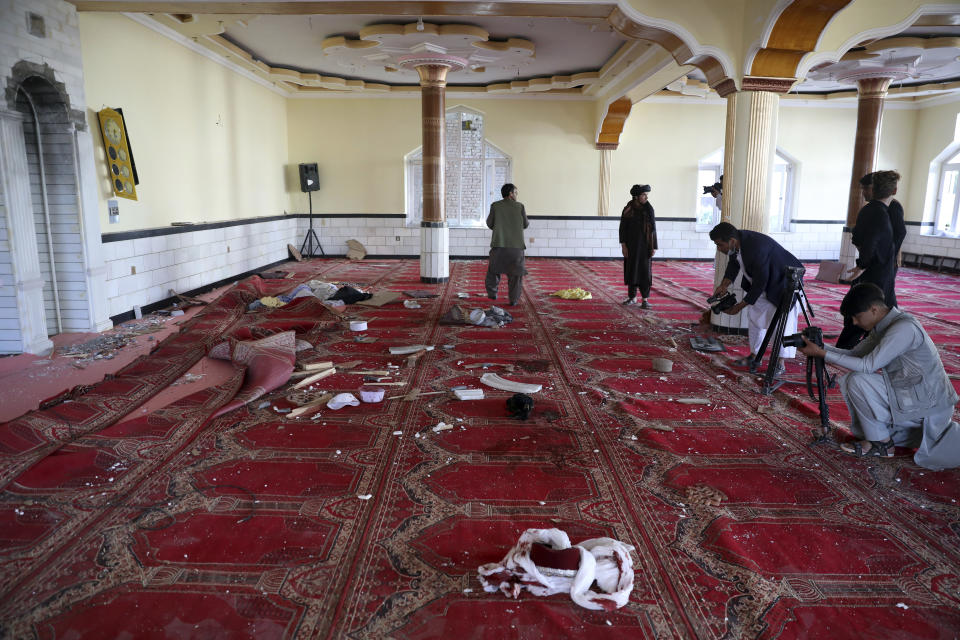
left=485, top=183, right=529, bottom=306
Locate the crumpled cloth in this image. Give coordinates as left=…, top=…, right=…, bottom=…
left=477, top=528, right=635, bottom=611
left=551, top=288, right=592, bottom=300
left=247, top=296, right=286, bottom=311
left=330, top=286, right=373, bottom=304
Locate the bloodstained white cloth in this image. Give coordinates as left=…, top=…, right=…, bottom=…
left=477, top=528, right=635, bottom=611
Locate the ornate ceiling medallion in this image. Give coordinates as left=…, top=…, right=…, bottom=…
left=321, top=22, right=534, bottom=79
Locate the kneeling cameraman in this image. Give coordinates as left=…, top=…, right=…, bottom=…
left=798, top=283, right=960, bottom=469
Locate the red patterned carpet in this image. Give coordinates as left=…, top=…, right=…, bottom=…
left=1, top=259, right=959, bottom=638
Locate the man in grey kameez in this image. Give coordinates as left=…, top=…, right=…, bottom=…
left=485, top=183, right=529, bottom=306
left=800, top=283, right=960, bottom=470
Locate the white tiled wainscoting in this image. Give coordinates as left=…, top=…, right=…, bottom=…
left=100, top=214, right=855, bottom=321
left=304, top=215, right=846, bottom=261
left=102, top=217, right=299, bottom=318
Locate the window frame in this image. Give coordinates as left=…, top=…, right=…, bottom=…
left=404, top=106, right=512, bottom=229
left=934, top=152, right=960, bottom=236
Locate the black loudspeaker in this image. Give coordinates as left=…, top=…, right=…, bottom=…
left=299, top=163, right=320, bottom=192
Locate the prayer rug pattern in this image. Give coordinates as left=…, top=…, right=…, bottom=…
left=0, top=259, right=958, bottom=639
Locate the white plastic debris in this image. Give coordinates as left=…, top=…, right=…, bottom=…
left=454, top=388, right=484, bottom=400
left=480, top=373, right=542, bottom=394
left=327, top=393, right=360, bottom=410
left=433, top=422, right=454, bottom=433
left=389, top=345, right=434, bottom=355
left=357, top=494, right=372, bottom=500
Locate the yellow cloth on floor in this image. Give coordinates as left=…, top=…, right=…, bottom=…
left=551, top=288, right=592, bottom=300
left=259, top=296, right=286, bottom=308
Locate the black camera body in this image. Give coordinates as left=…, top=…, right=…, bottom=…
left=782, top=325, right=822, bottom=349
left=707, top=291, right=737, bottom=314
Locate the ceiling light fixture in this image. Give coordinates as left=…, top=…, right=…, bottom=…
left=417, top=17, right=424, bottom=31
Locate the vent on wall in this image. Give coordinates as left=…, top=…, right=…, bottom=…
left=27, top=13, right=45, bottom=38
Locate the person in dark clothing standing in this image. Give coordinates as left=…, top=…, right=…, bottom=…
left=859, top=172, right=906, bottom=273
left=485, top=183, right=529, bottom=306
left=619, top=184, right=658, bottom=309
left=837, top=170, right=899, bottom=348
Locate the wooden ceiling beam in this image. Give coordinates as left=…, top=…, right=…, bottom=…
left=749, top=0, right=852, bottom=78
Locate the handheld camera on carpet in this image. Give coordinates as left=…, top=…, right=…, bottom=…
left=707, top=291, right=737, bottom=314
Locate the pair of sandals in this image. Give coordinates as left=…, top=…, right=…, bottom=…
left=840, top=438, right=895, bottom=458
left=622, top=298, right=651, bottom=309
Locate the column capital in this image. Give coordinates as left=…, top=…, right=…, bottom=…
left=853, top=75, right=894, bottom=98
left=740, top=76, right=796, bottom=94
left=400, top=54, right=466, bottom=88
left=713, top=78, right=738, bottom=98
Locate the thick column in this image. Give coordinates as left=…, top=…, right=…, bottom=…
left=598, top=148, right=612, bottom=216
left=72, top=124, right=113, bottom=332
left=711, top=83, right=785, bottom=333
left=0, top=110, right=54, bottom=354
left=406, top=60, right=462, bottom=283
left=839, top=76, right=892, bottom=269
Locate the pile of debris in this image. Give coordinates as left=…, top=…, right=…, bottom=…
left=58, top=315, right=167, bottom=365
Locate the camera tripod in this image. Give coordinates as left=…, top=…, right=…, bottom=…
left=752, top=266, right=834, bottom=442
left=753, top=266, right=813, bottom=393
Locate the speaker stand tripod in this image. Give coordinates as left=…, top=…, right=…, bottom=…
left=299, top=191, right=324, bottom=258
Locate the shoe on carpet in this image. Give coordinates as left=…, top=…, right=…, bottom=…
left=640, top=299, right=651, bottom=309
left=622, top=297, right=637, bottom=306
left=772, top=362, right=786, bottom=378
left=839, top=438, right=894, bottom=458
left=730, top=355, right=755, bottom=368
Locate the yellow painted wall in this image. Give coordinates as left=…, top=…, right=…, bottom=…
left=777, top=104, right=916, bottom=223
left=904, top=98, right=960, bottom=223
left=78, top=13, right=290, bottom=231
left=286, top=97, right=600, bottom=215
left=614, top=99, right=918, bottom=226
left=612, top=100, right=726, bottom=217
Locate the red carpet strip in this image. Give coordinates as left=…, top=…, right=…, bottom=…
left=0, top=259, right=958, bottom=639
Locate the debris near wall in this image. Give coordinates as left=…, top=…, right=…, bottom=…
left=58, top=316, right=167, bottom=364
left=346, top=240, right=367, bottom=260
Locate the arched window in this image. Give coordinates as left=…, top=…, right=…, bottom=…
left=696, top=147, right=798, bottom=232
left=696, top=148, right=722, bottom=229
left=768, top=149, right=799, bottom=233
left=934, top=147, right=960, bottom=235
left=405, top=107, right=511, bottom=227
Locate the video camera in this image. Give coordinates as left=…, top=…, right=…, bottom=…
left=703, top=181, right=722, bottom=195
left=707, top=291, right=737, bottom=314
left=782, top=325, right=822, bottom=350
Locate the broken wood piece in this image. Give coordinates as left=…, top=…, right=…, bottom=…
left=288, top=393, right=334, bottom=417
left=336, top=360, right=363, bottom=370
left=479, top=373, right=542, bottom=394
left=387, top=390, right=448, bottom=400
left=293, top=367, right=336, bottom=389
left=675, top=397, right=711, bottom=405
left=405, top=349, right=427, bottom=367
left=301, top=361, right=334, bottom=371
left=389, top=345, right=434, bottom=355
left=350, top=370, right=392, bottom=376
left=362, top=381, right=404, bottom=386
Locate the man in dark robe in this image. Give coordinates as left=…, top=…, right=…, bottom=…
left=837, top=170, right=899, bottom=348
left=619, top=184, right=658, bottom=309
left=485, top=183, right=529, bottom=306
